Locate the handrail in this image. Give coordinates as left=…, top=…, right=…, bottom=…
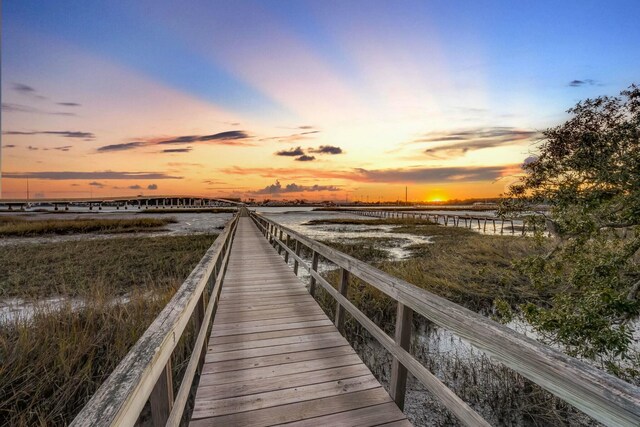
left=250, top=211, right=640, bottom=427
left=71, top=209, right=242, bottom=426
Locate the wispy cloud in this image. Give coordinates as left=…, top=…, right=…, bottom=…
left=147, top=184, right=158, bottom=190
left=412, top=127, right=538, bottom=158
left=96, top=130, right=253, bottom=153
left=57, top=102, right=81, bottom=107
left=162, top=147, right=192, bottom=153
left=309, top=145, right=343, bottom=155
left=251, top=180, right=340, bottom=195
left=568, top=79, right=600, bottom=87
left=223, top=164, right=520, bottom=183
left=89, top=181, right=104, bottom=188
left=4, top=171, right=183, bottom=180
left=3, top=130, right=95, bottom=140
left=275, top=146, right=305, bottom=156
left=97, top=142, right=147, bottom=152
left=2, top=103, right=76, bottom=116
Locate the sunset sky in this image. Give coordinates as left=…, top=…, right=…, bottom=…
left=2, top=1, right=639, bottom=201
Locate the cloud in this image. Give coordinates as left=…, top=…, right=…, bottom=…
left=97, top=142, right=147, bottom=152
left=222, top=164, right=520, bottom=183
left=3, top=130, right=95, bottom=140
left=57, top=102, right=81, bottom=107
left=412, top=127, right=538, bottom=158
left=89, top=181, right=104, bottom=188
left=147, top=184, right=158, bottom=190
left=568, top=79, right=598, bottom=87
left=53, top=146, right=73, bottom=152
left=295, top=155, right=316, bottom=161
left=4, top=171, right=183, bottom=180
left=28, top=145, right=39, bottom=151
left=129, top=185, right=142, bottom=190
left=162, top=147, right=192, bottom=153
left=2, top=144, right=16, bottom=148
left=260, top=129, right=320, bottom=144
left=158, top=130, right=251, bottom=145
left=275, top=146, right=305, bottom=156
left=1, top=103, right=76, bottom=116
left=252, top=180, right=340, bottom=195
left=13, top=83, right=36, bottom=94
left=96, top=130, right=252, bottom=153
left=309, top=145, right=343, bottom=155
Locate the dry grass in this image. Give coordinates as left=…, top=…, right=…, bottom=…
left=0, top=234, right=216, bottom=425
left=0, top=234, right=217, bottom=298
left=0, top=217, right=176, bottom=237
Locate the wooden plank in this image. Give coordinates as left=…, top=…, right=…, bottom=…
left=209, top=325, right=336, bottom=345
left=282, top=402, right=406, bottom=427
left=199, top=353, right=364, bottom=385
left=211, top=314, right=327, bottom=330
left=207, top=331, right=344, bottom=353
left=192, top=375, right=380, bottom=418
left=204, top=336, right=349, bottom=363
left=201, top=346, right=356, bottom=375
left=189, top=388, right=394, bottom=427
left=197, top=364, right=373, bottom=400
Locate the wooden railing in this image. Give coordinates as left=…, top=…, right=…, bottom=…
left=71, top=209, right=243, bottom=427
left=345, top=209, right=537, bottom=235
left=250, top=211, right=640, bottom=427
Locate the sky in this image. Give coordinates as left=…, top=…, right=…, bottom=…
left=2, top=0, right=639, bottom=202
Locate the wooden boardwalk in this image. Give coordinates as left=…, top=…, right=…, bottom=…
left=190, top=217, right=410, bottom=426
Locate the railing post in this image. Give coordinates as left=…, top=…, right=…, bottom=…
left=334, top=268, right=349, bottom=333
left=390, top=303, right=413, bottom=411
left=309, top=251, right=319, bottom=296
left=149, top=360, right=174, bottom=426
left=284, top=235, right=290, bottom=263
left=278, top=230, right=283, bottom=254
left=293, top=241, right=301, bottom=275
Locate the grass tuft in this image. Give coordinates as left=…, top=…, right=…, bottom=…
left=0, top=217, right=177, bottom=237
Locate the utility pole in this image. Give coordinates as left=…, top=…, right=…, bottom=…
left=405, top=186, right=407, bottom=205
left=26, top=177, right=30, bottom=201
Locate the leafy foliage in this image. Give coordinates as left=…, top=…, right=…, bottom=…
left=500, top=84, right=640, bottom=378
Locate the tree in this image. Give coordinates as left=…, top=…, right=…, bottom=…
left=499, top=84, right=640, bottom=378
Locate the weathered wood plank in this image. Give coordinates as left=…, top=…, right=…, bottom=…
left=204, top=336, right=349, bottom=363
left=199, top=353, right=363, bottom=386
left=201, top=346, right=356, bottom=375
left=192, top=375, right=380, bottom=418
left=209, top=325, right=336, bottom=345
left=189, top=388, right=394, bottom=427
left=282, top=401, right=406, bottom=427
left=207, top=331, right=345, bottom=353
left=197, top=364, right=373, bottom=401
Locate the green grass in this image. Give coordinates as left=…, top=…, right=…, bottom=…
left=0, top=217, right=176, bottom=237
left=0, top=234, right=217, bottom=297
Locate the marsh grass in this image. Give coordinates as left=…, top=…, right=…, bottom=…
left=307, top=220, right=595, bottom=425
left=0, top=283, right=198, bottom=426
left=0, top=234, right=217, bottom=298
left=0, top=234, right=215, bottom=425
left=0, top=217, right=176, bottom=237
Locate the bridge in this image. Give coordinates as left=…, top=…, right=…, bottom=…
left=0, top=196, right=242, bottom=210
left=71, top=208, right=639, bottom=426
